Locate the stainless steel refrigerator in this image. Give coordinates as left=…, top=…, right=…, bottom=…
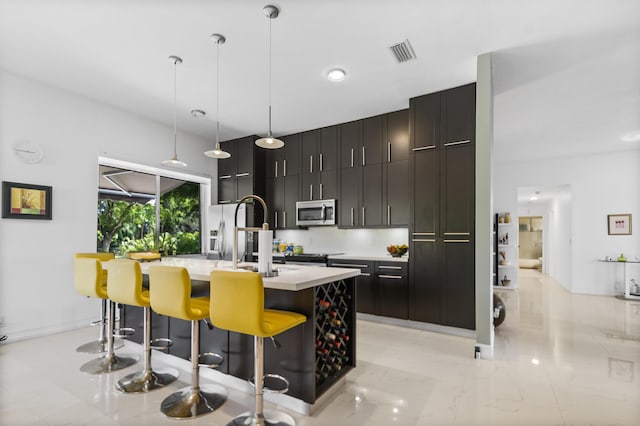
left=207, top=203, right=246, bottom=260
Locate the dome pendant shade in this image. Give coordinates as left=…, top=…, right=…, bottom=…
left=162, top=55, right=187, bottom=167
left=204, top=142, right=231, bottom=159
left=256, top=4, right=284, bottom=150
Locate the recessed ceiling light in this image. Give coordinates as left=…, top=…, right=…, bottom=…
left=621, top=130, right=640, bottom=142
left=190, top=109, right=206, bottom=118
left=327, top=68, right=346, bottom=82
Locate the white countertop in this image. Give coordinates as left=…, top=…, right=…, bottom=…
left=328, top=254, right=409, bottom=263
left=134, top=257, right=360, bottom=292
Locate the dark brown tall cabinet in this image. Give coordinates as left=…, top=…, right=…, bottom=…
left=300, top=126, right=339, bottom=202
left=409, top=83, right=476, bottom=330
left=338, top=110, right=409, bottom=228
left=216, top=135, right=265, bottom=227
left=264, top=133, right=301, bottom=229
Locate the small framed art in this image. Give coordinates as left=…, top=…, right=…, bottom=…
left=607, top=214, right=631, bottom=235
left=2, top=181, right=52, bottom=220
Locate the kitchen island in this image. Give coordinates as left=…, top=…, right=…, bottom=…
left=116, top=256, right=359, bottom=413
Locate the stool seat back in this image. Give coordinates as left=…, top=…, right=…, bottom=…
left=74, top=257, right=107, bottom=299
left=210, top=270, right=306, bottom=338
left=149, top=265, right=208, bottom=321
left=106, top=259, right=149, bottom=307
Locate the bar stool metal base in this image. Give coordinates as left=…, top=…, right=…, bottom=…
left=79, top=354, right=136, bottom=375
left=227, top=409, right=296, bottom=426
left=116, top=367, right=179, bottom=393
left=160, top=384, right=227, bottom=419
left=75, top=338, right=124, bottom=354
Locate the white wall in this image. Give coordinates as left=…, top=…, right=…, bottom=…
left=0, top=71, right=215, bottom=341
left=495, top=149, right=640, bottom=295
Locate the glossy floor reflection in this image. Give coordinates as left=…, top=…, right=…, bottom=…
left=1, top=269, right=639, bottom=425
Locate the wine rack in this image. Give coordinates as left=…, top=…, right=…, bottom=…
left=314, top=279, right=353, bottom=390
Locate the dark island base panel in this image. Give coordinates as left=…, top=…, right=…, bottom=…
left=120, top=278, right=356, bottom=405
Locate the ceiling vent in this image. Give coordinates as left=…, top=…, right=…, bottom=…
left=390, top=39, right=416, bottom=63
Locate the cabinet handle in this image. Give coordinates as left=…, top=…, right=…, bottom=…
left=274, top=211, right=278, bottom=229
left=359, top=272, right=371, bottom=277
left=412, top=232, right=435, bottom=236
left=378, top=274, right=403, bottom=279
left=387, top=205, right=391, bottom=226
left=235, top=172, right=250, bottom=177
left=412, top=238, right=435, bottom=242
left=444, top=140, right=471, bottom=147
left=310, top=155, right=313, bottom=173
left=309, top=184, right=313, bottom=201
left=350, top=148, right=354, bottom=168
left=283, top=159, right=287, bottom=177
left=283, top=211, right=287, bottom=228
left=350, top=208, right=354, bottom=226
left=444, top=232, right=470, bottom=236
left=219, top=175, right=232, bottom=179
left=362, top=146, right=366, bottom=166
left=219, top=200, right=233, bottom=204
left=275, top=160, right=278, bottom=178
left=320, top=183, right=323, bottom=200
left=320, top=154, right=323, bottom=171
left=362, top=207, right=365, bottom=226
left=387, top=142, right=391, bottom=162
left=378, top=265, right=402, bottom=270
left=412, top=145, right=436, bottom=151
left=331, top=263, right=368, bottom=268
left=444, top=239, right=470, bottom=243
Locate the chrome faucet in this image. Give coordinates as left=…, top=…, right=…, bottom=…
left=233, top=195, right=269, bottom=269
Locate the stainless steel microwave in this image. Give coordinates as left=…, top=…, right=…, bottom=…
left=296, top=199, right=336, bottom=226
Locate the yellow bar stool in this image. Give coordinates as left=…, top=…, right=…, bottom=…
left=149, top=265, right=227, bottom=419
left=106, top=259, right=178, bottom=393
left=210, top=270, right=307, bottom=426
left=74, top=252, right=123, bottom=353
left=76, top=257, right=137, bottom=374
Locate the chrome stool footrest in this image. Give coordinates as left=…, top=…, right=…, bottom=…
left=150, top=337, right=173, bottom=351
left=112, top=327, right=135, bottom=338
left=248, top=373, right=290, bottom=394
left=198, top=352, right=224, bottom=368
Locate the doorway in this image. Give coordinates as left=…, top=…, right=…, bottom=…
left=518, top=216, right=543, bottom=271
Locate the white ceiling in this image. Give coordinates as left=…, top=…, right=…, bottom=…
left=1, top=0, right=639, bottom=163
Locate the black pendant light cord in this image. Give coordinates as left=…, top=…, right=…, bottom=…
left=216, top=39, right=220, bottom=145
left=173, top=59, right=178, bottom=156
left=267, top=11, right=273, bottom=138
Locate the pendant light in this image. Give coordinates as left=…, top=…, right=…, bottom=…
left=162, top=55, right=188, bottom=167
left=204, top=34, right=231, bottom=159
left=255, top=4, right=284, bottom=149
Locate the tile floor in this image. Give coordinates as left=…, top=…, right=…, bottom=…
left=1, top=269, right=639, bottom=425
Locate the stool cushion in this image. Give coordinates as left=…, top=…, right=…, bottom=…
left=127, top=251, right=161, bottom=262
left=106, top=259, right=149, bottom=307
left=74, top=257, right=108, bottom=299
left=149, top=265, right=209, bottom=321
left=210, top=270, right=306, bottom=338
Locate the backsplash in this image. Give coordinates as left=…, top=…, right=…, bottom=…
left=274, top=227, right=409, bottom=257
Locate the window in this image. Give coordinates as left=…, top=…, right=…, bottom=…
left=97, top=157, right=211, bottom=257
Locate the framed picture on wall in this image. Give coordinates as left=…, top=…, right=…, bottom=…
left=1, top=181, right=52, bottom=220
left=607, top=214, right=631, bottom=235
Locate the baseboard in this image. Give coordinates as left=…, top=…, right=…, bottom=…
left=357, top=313, right=477, bottom=339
